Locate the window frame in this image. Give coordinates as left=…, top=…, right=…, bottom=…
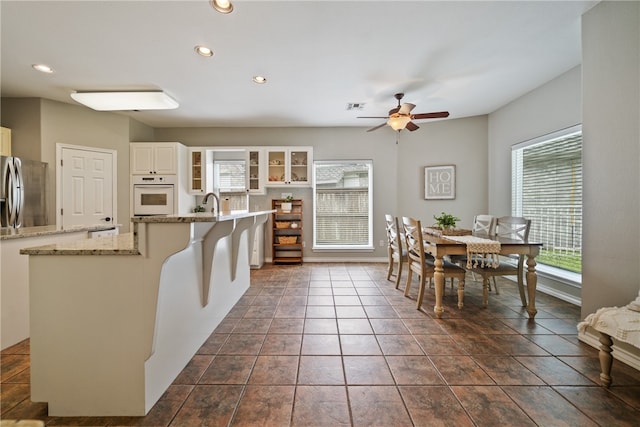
left=312, top=159, right=374, bottom=251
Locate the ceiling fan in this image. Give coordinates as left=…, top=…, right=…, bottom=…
left=358, top=93, right=449, bottom=132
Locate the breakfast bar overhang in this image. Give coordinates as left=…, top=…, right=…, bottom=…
left=20, top=210, right=271, bottom=416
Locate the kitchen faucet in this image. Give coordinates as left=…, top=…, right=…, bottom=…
left=202, top=192, right=219, bottom=215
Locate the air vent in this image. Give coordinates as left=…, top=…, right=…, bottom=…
left=346, top=103, right=365, bottom=111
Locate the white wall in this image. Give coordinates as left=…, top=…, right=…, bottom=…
left=581, top=0, right=640, bottom=316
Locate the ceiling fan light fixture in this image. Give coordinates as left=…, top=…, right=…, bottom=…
left=210, top=0, right=233, bottom=14
left=70, top=90, right=179, bottom=111
left=387, top=115, right=411, bottom=131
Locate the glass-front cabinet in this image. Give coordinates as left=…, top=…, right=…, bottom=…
left=188, top=148, right=213, bottom=194
left=266, top=147, right=313, bottom=187
left=246, top=148, right=265, bottom=195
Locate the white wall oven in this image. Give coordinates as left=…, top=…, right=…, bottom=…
left=132, top=175, right=176, bottom=216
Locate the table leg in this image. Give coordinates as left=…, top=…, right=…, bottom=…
left=598, top=333, right=614, bottom=387
left=433, top=256, right=445, bottom=318
left=526, top=255, right=538, bottom=318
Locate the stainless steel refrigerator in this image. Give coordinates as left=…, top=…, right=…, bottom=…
left=1, top=156, right=48, bottom=228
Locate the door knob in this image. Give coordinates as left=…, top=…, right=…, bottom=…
left=101, top=217, right=111, bottom=222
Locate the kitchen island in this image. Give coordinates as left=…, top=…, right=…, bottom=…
left=20, top=210, right=271, bottom=416
left=0, top=224, right=117, bottom=350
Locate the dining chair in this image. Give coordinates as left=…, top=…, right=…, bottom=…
left=449, top=214, right=497, bottom=282
left=402, top=216, right=467, bottom=310
left=385, top=214, right=407, bottom=289
left=449, top=215, right=496, bottom=260
left=467, top=216, right=531, bottom=307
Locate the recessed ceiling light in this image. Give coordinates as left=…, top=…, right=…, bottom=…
left=210, top=0, right=233, bottom=14
left=252, top=75, right=267, bottom=84
left=194, top=45, right=214, bottom=57
left=70, top=91, right=179, bottom=111
left=32, top=64, right=54, bottom=74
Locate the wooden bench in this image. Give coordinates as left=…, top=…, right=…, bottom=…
left=578, top=300, right=640, bottom=387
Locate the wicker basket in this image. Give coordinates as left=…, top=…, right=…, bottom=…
left=275, top=221, right=290, bottom=229
left=278, top=236, right=297, bottom=244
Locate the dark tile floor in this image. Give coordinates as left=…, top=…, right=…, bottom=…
left=2, top=263, right=640, bottom=426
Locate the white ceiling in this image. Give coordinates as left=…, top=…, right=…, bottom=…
left=1, top=0, right=599, bottom=129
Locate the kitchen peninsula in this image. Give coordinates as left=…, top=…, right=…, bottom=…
left=20, top=209, right=271, bottom=416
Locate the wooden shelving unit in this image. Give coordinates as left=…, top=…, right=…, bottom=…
left=272, top=199, right=303, bottom=264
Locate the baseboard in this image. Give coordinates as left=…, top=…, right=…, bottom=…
left=265, top=257, right=388, bottom=263
left=535, top=283, right=582, bottom=306
left=579, top=329, right=640, bottom=371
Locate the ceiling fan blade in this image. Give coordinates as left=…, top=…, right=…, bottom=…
left=366, top=123, right=388, bottom=132
left=411, top=111, right=450, bottom=120
left=398, top=103, right=416, bottom=115
left=405, top=121, right=419, bottom=131
left=388, top=107, right=400, bottom=115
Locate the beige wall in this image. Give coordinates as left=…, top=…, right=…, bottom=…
left=0, top=98, right=43, bottom=160
left=396, top=115, right=488, bottom=230
left=581, top=0, right=640, bottom=316
left=488, top=67, right=583, bottom=302
left=0, top=98, right=155, bottom=232
left=488, top=1, right=640, bottom=312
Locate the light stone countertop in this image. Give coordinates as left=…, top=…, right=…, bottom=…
left=19, top=209, right=275, bottom=255
left=0, top=224, right=115, bottom=241
left=131, top=209, right=275, bottom=223
left=20, top=233, right=138, bottom=256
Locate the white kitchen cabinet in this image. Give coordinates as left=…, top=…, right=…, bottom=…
left=246, top=148, right=265, bottom=195
left=265, top=147, right=313, bottom=187
left=250, top=223, right=265, bottom=269
left=130, top=142, right=178, bottom=175
left=188, top=148, right=213, bottom=194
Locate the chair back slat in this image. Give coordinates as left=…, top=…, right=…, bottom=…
left=385, top=214, right=403, bottom=253
left=496, top=216, right=531, bottom=242
left=473, top=215, right=497, bottom=236
left=402, top=216, right=425, bottom=266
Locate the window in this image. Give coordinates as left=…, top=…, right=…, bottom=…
left=214, top=160, right=248, bottom=210
left=313, top=160, right=373, bottom=250
left=512, top=125, right=582, bottom=278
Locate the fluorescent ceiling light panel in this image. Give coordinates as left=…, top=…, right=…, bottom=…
left=70, top=91, right=179, bottom=111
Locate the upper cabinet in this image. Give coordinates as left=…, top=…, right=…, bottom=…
left=130, top=142, right=179, bottom=175
left=0, top=127, right=11, bottom=156
left=188, top=148, right=213, bottom=194
left=246, top=148, right=265, bottom=195
left=266, top=147, right=313, bottom=187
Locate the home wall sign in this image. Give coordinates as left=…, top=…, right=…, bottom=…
left=424, top=165, right=455, bottom=200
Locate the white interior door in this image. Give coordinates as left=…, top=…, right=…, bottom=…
left=59, top=146, right=116, bottom=229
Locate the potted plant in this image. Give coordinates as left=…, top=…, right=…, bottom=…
left=433, top=211, right=460, bottom=231
left=281, top=195, right=294, bottom=213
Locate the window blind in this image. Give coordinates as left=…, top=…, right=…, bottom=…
left=214, top=160, right=246, bottom=191
left=313, top=161, right=372, bottom=248
left=512, top=127, right=582, bottom=273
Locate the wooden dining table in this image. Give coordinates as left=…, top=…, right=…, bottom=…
left=422, top=232, right=543, bottom=319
